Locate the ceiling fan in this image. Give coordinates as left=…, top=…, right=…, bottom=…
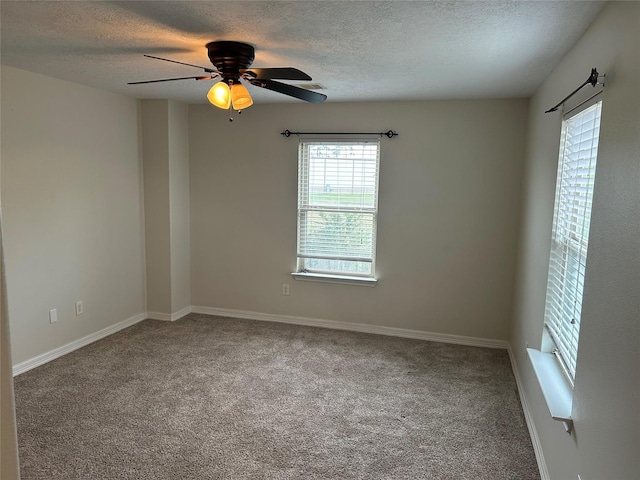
left=128, top=41, right=327, bottom=112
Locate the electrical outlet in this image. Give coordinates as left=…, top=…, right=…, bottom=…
left=282, top=284, right=290, bottom=296
left=75, top=300, right=83, bottom=316
left=49, top=308, right=58, bottom=324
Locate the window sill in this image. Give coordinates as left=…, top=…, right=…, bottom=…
left=527, top=348, right=574, bottom=433
left=291, top=272, right=378, bottom=287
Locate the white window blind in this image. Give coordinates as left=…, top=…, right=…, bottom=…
left=297, top=140, right=380, bottom=278
left=544, top=101, right=602, bottom=381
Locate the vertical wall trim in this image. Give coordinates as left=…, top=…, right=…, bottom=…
left=1, top=212, right=21, bottom=479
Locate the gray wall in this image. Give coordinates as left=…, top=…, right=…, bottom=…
left=510, top=2, right=640, bottom=478
left=190, top=99, right=528, bottom=340
left=142, top=100, right=172, bottom=314
left=1, top=66, right=147, bottom=365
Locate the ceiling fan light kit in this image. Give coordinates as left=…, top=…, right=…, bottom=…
left=207, top=80, right=254, bottom=111
left=129, top=40, right=326, bottom=119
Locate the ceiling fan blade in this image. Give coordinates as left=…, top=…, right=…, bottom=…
left=256, top=80, right=327, bottom=104
left=128, top=75, right=218, bottom=85
left=241, top=67, right=312, bottom=81
left=143, top=54, right=216, bottom=73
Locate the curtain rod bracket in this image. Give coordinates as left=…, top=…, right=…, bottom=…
left=281, top=129, right=398, bottom=138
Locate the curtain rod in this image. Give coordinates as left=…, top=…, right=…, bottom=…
left=281, top=129, right=398, bottom=138
left=545, top=68, right=605, bottom=113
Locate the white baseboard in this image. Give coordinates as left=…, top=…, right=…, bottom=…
left=12, top=312, right=148, bottom=376
left=171, top=306, right=192, bottom=321
left=147, top=306, right=192, bottom=322
left=191, top=305, right=509, bottom=349
left=507, top=345, right=549, bottom=480
left=12, top=303, right=508, bottom=376
left=147, top=311, right=172, bottom=321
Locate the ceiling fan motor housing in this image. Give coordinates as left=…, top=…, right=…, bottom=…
left=206, top=41, right=255, bottom=82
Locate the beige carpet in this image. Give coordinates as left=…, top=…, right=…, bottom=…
left=14, top=314, right=539, bottom=479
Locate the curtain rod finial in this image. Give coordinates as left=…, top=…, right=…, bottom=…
left=588, top=68, right=599, bottom=87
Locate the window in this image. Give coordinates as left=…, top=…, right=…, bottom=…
left=296, top=139, right=380, bottom=281
left=543, top=101, right=602, bottom=382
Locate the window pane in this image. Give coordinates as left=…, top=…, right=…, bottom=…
left=297, top=140, right=380, bottom=278
left=306, top=144, right=378, bottom=209
left=299, top=210, right=375, bottom=259
left=543, top=101, right=601, bottom=381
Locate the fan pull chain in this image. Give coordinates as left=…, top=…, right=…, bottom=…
left=227, top=107, right=243, bottom=122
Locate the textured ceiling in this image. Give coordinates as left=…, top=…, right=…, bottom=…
left=0, top=1, right=605, bottom=105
